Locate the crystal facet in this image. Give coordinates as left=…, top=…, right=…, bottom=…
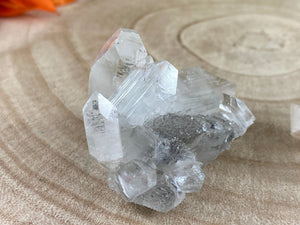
left=169, top=67, right=236, bottom=115
left=133, top=179, right=185, bottom=212
left=108, top=160, right=157, bottom=201
left=83, top=28, right=255, bottom=212
left=89, top=28, right=150, bottom=98
left=166, top=160, right=205, bottom=193
left=83, top=92, right=123, bottom=162
left=109, top=61, right=178, bottom=126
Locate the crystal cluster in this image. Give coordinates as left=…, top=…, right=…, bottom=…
left=83, top=28, right=255, bottom=212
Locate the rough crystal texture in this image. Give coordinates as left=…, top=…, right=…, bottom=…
left=109, top=61, right=178, bottom=126
left=83, top=28, right=255, bottom=212
left=146, top=113, right=236, bottom=164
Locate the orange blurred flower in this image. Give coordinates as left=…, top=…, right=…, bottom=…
left=0, top=0, right=76, bottom=17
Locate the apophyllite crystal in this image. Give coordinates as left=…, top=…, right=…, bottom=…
left=83, top=28, right=255, bottom=212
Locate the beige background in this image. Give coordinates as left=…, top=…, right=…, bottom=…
left=0, top=0, right=299, bottom=224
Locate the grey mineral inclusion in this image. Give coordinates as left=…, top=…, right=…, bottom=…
left=83, top=28, right=255, bottom=212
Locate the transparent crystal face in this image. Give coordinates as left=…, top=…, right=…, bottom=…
left=169, top=67, right=236, bottom=115
left=167, top=160, right=205, bottom=193
left=133, top=180, right=185, bottom=212
left=89, top=28, right=150, bottom=98
left=219, top=94, right=255, bottom=136
left=109, top=160, right=157, bottom=200
left=83, top=28, right=255, bottom=212
left=83, top=92, right=123, bottom=162
left=109, top=61, right=178, bottom=126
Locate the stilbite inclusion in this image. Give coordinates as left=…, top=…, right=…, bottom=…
left=83, top=28, right=255, bottom=212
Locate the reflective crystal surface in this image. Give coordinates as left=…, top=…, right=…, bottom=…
left=219, top=94, right=255, bottom=137
left=83, top=28, right=255, bottom=212
left=109, top=61, right=178, bottom=126
left=83, top=92, right=123, bottom=162
left=133, top=179, right=185, bottom=212
left=108, top=160, right=157, bottom=201
left=169, top=67, right=236, bottom=115
left=165, top=160, right=205, bottom=193
left=89, top=28, right=150, bottom=98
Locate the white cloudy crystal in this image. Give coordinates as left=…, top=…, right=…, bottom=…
left=83, top=28, right=255, bottom=212
left=156, top=60, right=178, bottom=96
left=89, top=28, right=150, bottom=98
left=83, top=92, right=123, bottom=162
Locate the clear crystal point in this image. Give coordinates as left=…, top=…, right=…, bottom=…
left=156, top=60, right=178, bottom=96
left=108, top=160, right=157, bottom=201
left=83, top=92, right=123, bottom=162
left=89, top=28, right=149, bottom=98
left=165, top=160, right=205, bottom=193
left=219, top=94, right=255, bottom=137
